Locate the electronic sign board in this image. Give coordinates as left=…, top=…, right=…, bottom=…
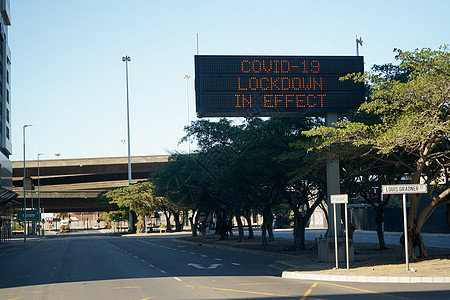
left=195, top=55, right=364, bottom=117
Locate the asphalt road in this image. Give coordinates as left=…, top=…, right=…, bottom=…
left=0, top=230, right=449, bottom=299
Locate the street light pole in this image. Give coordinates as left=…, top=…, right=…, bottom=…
left=183, top=74, right=191, bottom=154
left=37, top=153, right=44, bottom=236
left=122, top=55, right=132, bottom=186
left=23, top=124, right=32, bottom=243
left=122, top=55, right=133, bottom=233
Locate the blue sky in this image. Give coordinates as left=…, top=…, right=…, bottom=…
left=9, top=0, right=449, bottom=161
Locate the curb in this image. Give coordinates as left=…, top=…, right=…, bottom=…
left=282, top=271, right=450, bottom=284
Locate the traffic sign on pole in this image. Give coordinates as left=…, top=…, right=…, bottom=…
left=382, top=184, right=427, bottom=271
left=381, top=184, right=427, bottom=195
left=17, top=209, right=40, bottom=222
left=330, top=194, right=348, bottom=204
left=330, top=194, right=350, bottom=270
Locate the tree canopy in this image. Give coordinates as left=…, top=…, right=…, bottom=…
left=304, top=45, right=450, bottom=258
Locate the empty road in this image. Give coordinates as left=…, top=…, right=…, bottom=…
left=0, top=231, right=448, bottom=299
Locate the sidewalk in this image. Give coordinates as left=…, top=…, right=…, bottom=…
left=0, top=235, right=42, bottom=253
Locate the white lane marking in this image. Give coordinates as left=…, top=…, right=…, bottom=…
left=188, top=263, right=205, bottom=269
left=207, top=264, right=222, bottom=269
left=174, top=277, right=182, bottom=282
left=231, top=263, right=241, bottom=266
left=188, top=263, right=222, bottom=269
left=214, top=258, right=222, bottom=261
left=190, top=252, right=196, bottom=255
left=149, top=264, right=155, bottom=267
left=160, top=270, right=167, bottom=274
left=201, top=255, right=208, bottom=258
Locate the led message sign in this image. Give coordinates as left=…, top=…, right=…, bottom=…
left=195, top=55, right=364, bottom=117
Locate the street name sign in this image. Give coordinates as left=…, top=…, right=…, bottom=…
left=330, top=194, right=348, bottom=204
left=382, top=184, right=427, bottom=195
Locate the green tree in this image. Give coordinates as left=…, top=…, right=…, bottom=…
left=103, top=181, right=163, bottom=233
left=304, top=46, right=450, bottom=258
left=153, top=153, right=218, bottom=236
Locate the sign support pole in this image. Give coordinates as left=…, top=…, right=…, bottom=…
left=403, top=194, right=409, bottom=271
left=345, top=202, right=349, bottom=270
left=382, top=184, right=427, bottom=272
left=326, top=113, right=342, bottom=239
left=331, top=194, right=349, bottom=270
left=333, top=202, right=338, bottom=269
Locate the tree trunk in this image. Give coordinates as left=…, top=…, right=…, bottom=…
left=164, top=211, right=172, bottom=232
left=292, top=210, right=306, bottom=250
left=173, top=211, right=183, bottom=232
left=136, top=213, right=145, bottom=233
left=129, top=210, right=137, bottom=233
left=245, top=211, right=254, bottom=239
left=375, top=209, right=387, bottom=250
left=199, top=220, right=207, bottom=236
left=188, top=216, right=197, bottom=236
left=236, top=214, right=244, bottom=242
left=264, top=206, right=275, bottom=242
left=217, top=215, right=229, bottom=240
left=228, top=217, right=233, bottom=238
left=261, top=216, right=269, bottom=246
left=400, top=225, right=427, bottom=261
left=188, top=210, right=199, bottom=237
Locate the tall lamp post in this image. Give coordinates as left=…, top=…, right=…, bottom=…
left=183, top=74, right=191, bottom=154
left=122, top=55, right=132, bottom=186
left=23, top=124, right=32, bottom=243
left=37, top=153, right=44, bottom=235
left=122, top=55, right=133, bottom=232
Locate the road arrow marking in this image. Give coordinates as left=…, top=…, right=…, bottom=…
left=207, top=264, right=222, bottom=269
left=188, top=263, right=206, bottom=269
left=188, top=263, right=222, bottom=269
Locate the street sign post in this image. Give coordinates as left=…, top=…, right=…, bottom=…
left=381, top=184, right=427, bottom=195
left=330, top=194, right=349, bottom=270
left=381, top=184, right=427, bottom=271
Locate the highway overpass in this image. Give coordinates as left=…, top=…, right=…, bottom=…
left=12, top=155, right=170, bottom=213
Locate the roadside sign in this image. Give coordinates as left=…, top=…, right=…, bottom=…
left=330, top=194, right=348, bottom=204
left=381, top=183, right=427, bottom=272
left=381, top=184, right=427, bottom=195
left=16, top=209, right=39, bottom=222
left=330, top=194, right=350, bottom=270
